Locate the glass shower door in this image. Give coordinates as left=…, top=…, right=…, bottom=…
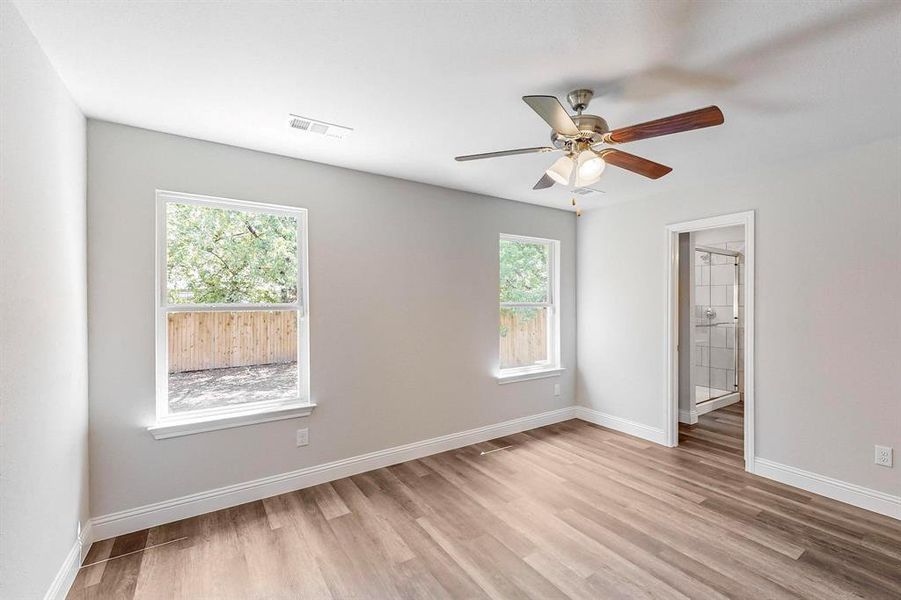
left=695, top=250, right=712, bottom=403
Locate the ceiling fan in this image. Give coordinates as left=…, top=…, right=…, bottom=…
left=454, top=89, right=724, bottom=190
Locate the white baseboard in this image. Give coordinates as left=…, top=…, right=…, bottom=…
left=44, top=540, right=79, bottom=600
left=695, top=392, right=740, bottom=416
left=678, top=409, right=698, bottom=424
left=44, top=521, right=93, bottom=600
left=90, top=406, right=576, bottom=541
left=753, top=458, right=901, bottom=520
left=79, top=520, right=94, bottom=562
left=574, top=406, right=667, bottom=446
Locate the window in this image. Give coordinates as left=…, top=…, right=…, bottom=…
left=498, top=234, right=562, bottom=381
left=150, top=191, right=312, bottom=439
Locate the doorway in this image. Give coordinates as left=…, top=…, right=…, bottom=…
left=664, top=212, right=755, bottom=472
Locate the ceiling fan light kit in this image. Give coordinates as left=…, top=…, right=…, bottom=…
left=574, top=149, right=605, bottom=186
left=546, top=155, right=574, bottom=185
left=454, top=88, right=724, bottom=195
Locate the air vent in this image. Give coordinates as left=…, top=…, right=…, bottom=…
left=288, top=114, right=353, bottom=140
left=573, top=187, right=605, bottom=195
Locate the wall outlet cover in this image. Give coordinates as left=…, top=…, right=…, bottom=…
left=875, top=445, right=892, bottom=467
left=553, top=383, right=561, bottom=397
left=296, top=428, right=309, bottom=447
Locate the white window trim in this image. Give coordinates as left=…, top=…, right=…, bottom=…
left=150, top=190, right=314, bottom=439
left=147, top=401, right=315, bottom=440
left=497, top=233, right=562, bottom=383
left=497, top=367, right=565, bottom=384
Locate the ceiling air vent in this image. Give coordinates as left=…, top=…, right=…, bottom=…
left=573, top=187, right=605, bottom=195
left=288, top=114, right=353, bottom=140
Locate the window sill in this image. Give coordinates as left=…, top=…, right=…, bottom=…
left=148, top=403, right=316, bottom=440
left=496, top=367, right=565, bottom=384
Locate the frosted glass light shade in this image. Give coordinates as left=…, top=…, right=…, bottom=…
left=575, top=150, right=605, bottom=187
left=546, top=156, right=574, bottom=185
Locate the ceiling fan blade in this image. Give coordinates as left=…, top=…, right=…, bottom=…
left=522, top=96, right=581, bottom=136
left=598, top=149, right=672, bottom=179
left=455, top=146, right=555, bottom=162
left=602, top=106, right=724, bottom=145
left=533, top=173, right=555, bottom=190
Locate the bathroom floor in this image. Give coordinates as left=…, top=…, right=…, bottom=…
left=694, top=385, right=735, bottom=404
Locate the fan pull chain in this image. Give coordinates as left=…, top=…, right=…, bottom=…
left=571, top=197, right=582, bottom=217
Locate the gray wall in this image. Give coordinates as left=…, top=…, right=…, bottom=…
left=87, top=121, right=576, bottom=517
left=577, top=136, right=901, bottom=495
left=0, top=3, right=90, bottom=597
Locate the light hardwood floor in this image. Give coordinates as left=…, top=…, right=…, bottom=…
left=69, top=404, right=901, bottom=599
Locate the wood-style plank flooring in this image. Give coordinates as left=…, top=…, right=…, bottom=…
left=69, top=404, right=901, bottom=599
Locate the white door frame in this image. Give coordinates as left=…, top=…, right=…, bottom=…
left=664, top=210, right=755, bottom=472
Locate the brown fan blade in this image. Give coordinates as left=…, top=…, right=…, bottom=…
left=455, top=146, right=555, bottom=162
left=598, top=149, right=672, bottom=179
left=533, top=173, right=555, bottom=190
left=522, top=96, right=580, bottom=136
left=602, top=106, right=724, bottom=145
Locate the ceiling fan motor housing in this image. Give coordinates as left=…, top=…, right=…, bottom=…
left=551, top=114, right=610, bottom=150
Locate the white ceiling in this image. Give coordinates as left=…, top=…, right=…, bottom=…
left=14, top=1, right=901, bottom=211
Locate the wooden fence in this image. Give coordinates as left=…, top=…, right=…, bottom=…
left=499, top=308, right=548, bottom=368
left=169, top=308, right=543, bottom=374
left=168, top=310, right=297, bottom=373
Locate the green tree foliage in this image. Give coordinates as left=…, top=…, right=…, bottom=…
left=167, top=203, right=298, bottom=304
left=499, top=239, right=548, bottom=303
left=499, top=239, right=549, bottom=336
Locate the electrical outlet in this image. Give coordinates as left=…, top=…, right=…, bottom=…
left=875, top=445, right=892, bottom=467
left=296, top=428, right=309, bottom=447
left=553, top=383, right=561, bottom=397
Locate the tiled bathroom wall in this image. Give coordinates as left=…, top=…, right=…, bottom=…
left=693, top=226, right=745, bottom=401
